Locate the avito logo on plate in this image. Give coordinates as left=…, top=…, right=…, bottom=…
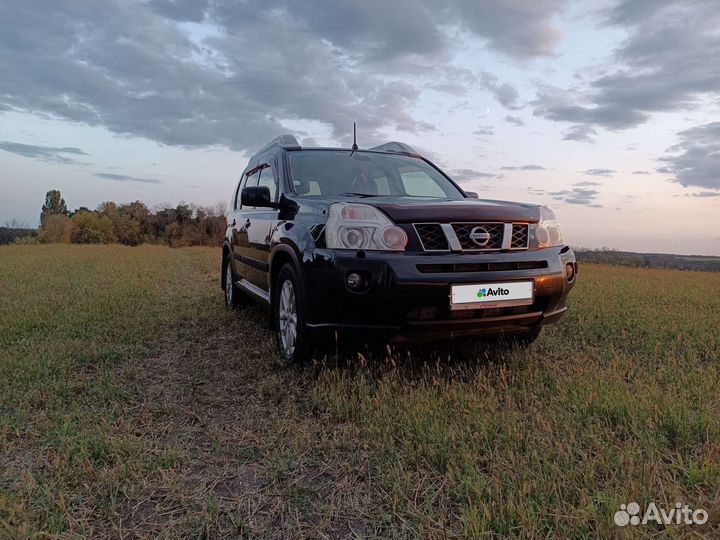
left=477, top=287, right=510, bottom=298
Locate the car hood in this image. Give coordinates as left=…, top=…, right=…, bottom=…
left=324, top=196, right=542, bottom=223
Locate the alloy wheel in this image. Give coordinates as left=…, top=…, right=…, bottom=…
left=278, top=279, right=297, bottom=357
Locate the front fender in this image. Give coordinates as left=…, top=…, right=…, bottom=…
left=267, top=222, right=318, bottom=329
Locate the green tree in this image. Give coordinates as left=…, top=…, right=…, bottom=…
left=38, top=214, right=75, bottom=243
left=70, top=211, right=116, bottom=244
left=97, top=201, right=119, bottom=221
left=69, top=206, right=92, bottom=218
left=40, top=190, right=68, bottom=227
left=114, top=215, right=143, bottom=246
left=116, top=201, right=151, bottom=246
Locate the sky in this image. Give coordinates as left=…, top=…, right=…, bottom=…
left=0, top=0, right=719, bottom=255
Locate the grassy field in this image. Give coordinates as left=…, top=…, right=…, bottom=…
left=1, top=244, right=719, bottom=539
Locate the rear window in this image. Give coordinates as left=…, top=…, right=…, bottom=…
left=287, top=150, right=464, bottom=199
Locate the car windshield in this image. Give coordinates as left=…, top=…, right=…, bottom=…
left=287, top=150, right=465, bottom=199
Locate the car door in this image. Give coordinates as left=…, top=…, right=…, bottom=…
left=234, top=167, right=260, bottom=282
left=228, top=171, right=246, bottom=275
left=244, top=157, right=279, bottom=290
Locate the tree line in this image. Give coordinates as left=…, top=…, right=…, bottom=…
left=5, top=190, right=227, bottom=247
left=574, top=247, right=720, bottom=272
left=0, top=219, right=32, bottom=245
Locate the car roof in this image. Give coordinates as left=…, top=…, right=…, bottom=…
left=248, top=135, right=422, bottom=161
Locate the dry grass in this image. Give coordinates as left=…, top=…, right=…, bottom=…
left=0, top=244, right=718, bottom=538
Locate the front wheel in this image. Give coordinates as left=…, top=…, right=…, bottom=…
left=273, top=264, right=312, bottom=363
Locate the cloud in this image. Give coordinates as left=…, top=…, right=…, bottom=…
left=148, top=0, right=208, bottom=22
left=566, top=194, right=601, bottom=206
left=533, top=1, right=720, bottom=136
left=573, top=180, right=600, bottom=186
left=536, top=181, right=602, bottom=206
left=500, top=164, right=549, bottom=171
left=581, top=168, right=615, bottom=177
left=300, top=137, right=320, bottom=147
left=451, top=0, right=568, bottom=58
left=0, top=1, right=567, bottom=153
left=534, top=89, right=646, bottom=134
left=0, top=141, right=88, bottom=163
left=95, top=173, right=162, bottom=184
left=552, top=187, right=601, bottom=206
left=562, top=125, right=597, bottom=143
left=265, top=1, right=567, bottom=60
left=632, top=170, right=650, bottom=174
left=689, top=191, right=720, bottom=197
left=659, top=121, right=720, bottom=190
left=451, top=168, right=503, bottom=183
left=473, top=125, right=495, bottom=137
left=425, top=81, right=468, bottom=96
left=504, top=115, right=525, bottom=126
left=479, top=72, right=520, bottom=110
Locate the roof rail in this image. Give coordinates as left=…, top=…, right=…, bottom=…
left=368, top=141, right=420, bottom=156
left=252, top=134, right=301, bottom=157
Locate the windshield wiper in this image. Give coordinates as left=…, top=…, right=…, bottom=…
left=337, top=192, right=379, bottom=198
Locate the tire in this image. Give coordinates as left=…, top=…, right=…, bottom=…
left=223, top=256, right=248, bottom=310
left=273, top=263, right=311, bottom=363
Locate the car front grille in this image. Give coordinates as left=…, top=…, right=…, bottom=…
left=452, top=223, right=504, bottom=250
left=413, top=222, right=530, bottom=252
left=416, top=260, right=547, bottom=273
left=510, top=223, right=529, bottom=249
left=405, top=296, right=548, bottom=321
left=414, top=223, right=449, bottom=251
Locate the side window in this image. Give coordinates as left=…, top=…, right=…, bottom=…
left=233, top=174, right=248, bottom=210
left=400, top=170, right=446, bottom=198
left=257, top=165, right=278, bottom=202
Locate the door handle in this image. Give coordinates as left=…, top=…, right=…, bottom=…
left=245, top=219, right=251, bottom=228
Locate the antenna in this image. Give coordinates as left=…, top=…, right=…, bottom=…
left=352, top=122, right=358, bottom=151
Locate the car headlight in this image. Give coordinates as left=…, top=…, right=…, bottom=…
left=533, top=206, right=565, bottom=248
left=325, top=203, right=408, bottom=251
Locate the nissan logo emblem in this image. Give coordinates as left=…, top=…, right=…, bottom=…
left=469, top=226, right=491, bottom=247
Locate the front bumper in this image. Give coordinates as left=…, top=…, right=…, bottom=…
left=300, top=246, right=577, bottom=340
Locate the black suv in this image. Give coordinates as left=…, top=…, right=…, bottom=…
left=222, top=135, right=577, bottom=361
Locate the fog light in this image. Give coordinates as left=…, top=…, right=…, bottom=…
left=565, top=262, right=576, bottom=282
left=346, top=272, right=363, bottom=289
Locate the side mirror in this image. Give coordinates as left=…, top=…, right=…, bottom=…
left=466, top=191, right=479, bottom=199
left=241, top=186, right=274, bottom=208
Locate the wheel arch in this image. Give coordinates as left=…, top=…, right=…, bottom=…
left=221, top=241, right=232, bottom=290
left=268, top=243, right=303, bottom=329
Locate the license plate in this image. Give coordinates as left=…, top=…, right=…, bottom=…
left=450, top=281, right=534, bottom=310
